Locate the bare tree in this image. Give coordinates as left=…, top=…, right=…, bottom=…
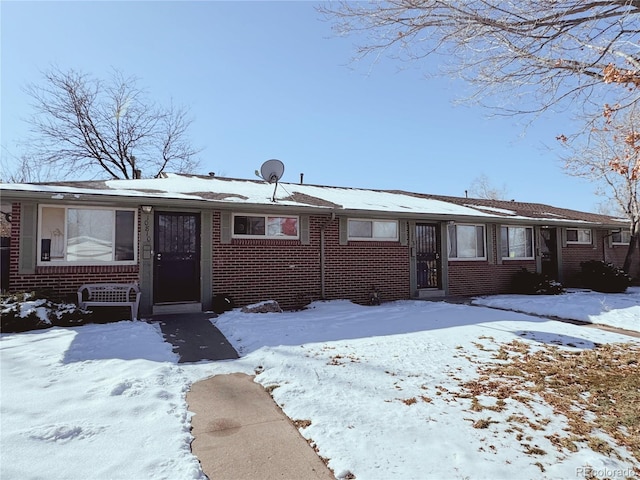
left=320, top=1, right=640, bottom=116
left=468, top=174, right=509, bottom=200
left=322, top=0, right=640, bottom=273
left=594, top=200, right=625, bottom=217
left=560, top=107, right=640, bottom=273
left=24, top=67, right=200, bottom=180
left=0, top=152, right=54, bottom=183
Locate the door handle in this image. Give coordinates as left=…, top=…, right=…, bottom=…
left=156, top=253, right=162, bottom=260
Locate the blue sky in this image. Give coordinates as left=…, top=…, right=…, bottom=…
left=1, top=1, right=603, bottom=212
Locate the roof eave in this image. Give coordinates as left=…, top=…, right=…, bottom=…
left=1, top=187, right=629, bottom=228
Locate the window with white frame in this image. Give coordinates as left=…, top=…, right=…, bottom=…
left=611, top=229, right=631, bottom=245
left=566, top=228, right=592, bottom=244
left=348, top=219, right=398, bottom=241
left=501, top=226, right=534, bottom=259
left=232, top=214, right=299, bottom=238
left=448, top=224, right=486, bottom=259
left=38, top=205, right=136, bottom=264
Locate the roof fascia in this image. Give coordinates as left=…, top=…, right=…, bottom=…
left=0, top=189, right=335, bottom=215
left=1, top=189, right=628, bottom=229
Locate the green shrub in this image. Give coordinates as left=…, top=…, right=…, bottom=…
left=0, top=293, right=51, bottom=333
left=1, top=291, right=91, bottom=333
left=579, top=260, right=631, bottom=293
left=511, top=268, right=564, bottom=295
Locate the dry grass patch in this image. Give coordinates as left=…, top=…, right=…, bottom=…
left=468, top=396, right=507, bottom=413
left=522, top=444, right=547, bottom=455
left=546, top=432, right=580, bottom=453
left=327, top=353, right=361, bottom=366
left=472, top=341, right=494, bottom=351
left=293, top=419, right=312, bottom=429
left=463, top=340, right=640, bottom=463
left=264, top=384, right=280, bottom=394
left=472, top=417, right=500, bottom=429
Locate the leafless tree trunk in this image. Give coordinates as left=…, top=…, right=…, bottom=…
left=320, top=1, right=640, bottom=116
left=561, top=107, right=640, bottom=273
left=23, top=67, right=200, bottom=180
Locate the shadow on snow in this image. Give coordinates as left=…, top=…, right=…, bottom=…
left=62, top=320, right=177, bottom=363
left=214, top=300, right=608, bottom=356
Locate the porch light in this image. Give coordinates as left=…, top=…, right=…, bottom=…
left=141, top=205, right=153, bottom=213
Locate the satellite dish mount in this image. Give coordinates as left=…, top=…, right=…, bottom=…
left=259, top=159, right=285, bottom=202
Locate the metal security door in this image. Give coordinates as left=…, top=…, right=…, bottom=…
left=540, top=228, right=559, bottom=280
left=154, top=212, right=201, bottom=303
left=416, top=223, right=441, bottom=289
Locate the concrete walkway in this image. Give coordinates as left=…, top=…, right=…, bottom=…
left=154, top=312, right=239, bottom=362
left=187, top=373, right=335, bottom=480
left=154, top=313, right=332, bottom=478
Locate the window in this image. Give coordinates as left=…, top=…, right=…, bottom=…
left=566, top=228, right=592, bottom=244
left=501, top=226, right=534, bottom=259
left=611, top=229, right=631, bottom=245
left=348, top=219, right=398, bottom=241
left=233, top=214, right=299, bottom=238
left=38, top=205, right=136, bottom=264
left=448, top=224, right=486, bottom=259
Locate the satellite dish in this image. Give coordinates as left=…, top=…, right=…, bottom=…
left=260, top=159, right=285, bottom=184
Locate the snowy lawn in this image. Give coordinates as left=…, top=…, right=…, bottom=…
left=472, top=286, right=640, bottom=333
left=1, top=289, right=639, bottom=480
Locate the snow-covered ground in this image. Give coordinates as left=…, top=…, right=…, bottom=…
left=1, top=289, right=639, bottom=480
left=473, top=286, right=640, bottom=333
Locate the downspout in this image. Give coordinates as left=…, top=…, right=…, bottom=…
left=320, top=212, right=336, bottom=299
left=321, top=228, right=326, bottom=299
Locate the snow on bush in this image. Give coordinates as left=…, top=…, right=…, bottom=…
left=1, top=292, right=90, bottom=333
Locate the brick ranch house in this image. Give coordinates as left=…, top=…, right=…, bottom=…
left=1, top=173, right=636, bottom=315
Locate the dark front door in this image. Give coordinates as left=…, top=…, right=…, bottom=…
left=540, top=228, right=559, bottom=280
left=416, top=223, right=441, bottom=289
left=1, top=237, right=9, bottom=292
left=154, top=212, right=201, bottom=303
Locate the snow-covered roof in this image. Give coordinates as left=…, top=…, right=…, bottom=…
left=0, top=173, right=627, bottom=226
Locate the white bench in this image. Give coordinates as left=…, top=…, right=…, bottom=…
left=77, top=283, right=141, bottom=321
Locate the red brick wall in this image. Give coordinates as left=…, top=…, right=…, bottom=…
left=446, top=224, right=536, bottom=296
left=448, top=260, right=536, bottom=296
left=323, top=220, right=410, bottom=305
left=449, top=228, right=639, bottom=294
left=9, top=203, right=139, bottom=300
left=604, top=240, right=640, bottom=280
left=212, top=214, right=410, bottom=309
left=561, top=230, right=640, bottom=283
left=212, top=213, right=322, bottom=310
left=560, top=230, right=608, bottom=285
left=606, top=245, right=628, bottom=269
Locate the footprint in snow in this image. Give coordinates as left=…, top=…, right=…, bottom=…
left=26, top=424, right=106, bottom=443
left=110, top=380, right=142, bottom=397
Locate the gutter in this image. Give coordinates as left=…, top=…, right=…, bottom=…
left=1, top=187, right=629, bottom=230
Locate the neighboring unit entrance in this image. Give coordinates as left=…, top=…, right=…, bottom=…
left=154, top=212, right=201, bottom=304
left=415, top=223, right=441, bottom=289
left=540, top=227, right=559, bottom=280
